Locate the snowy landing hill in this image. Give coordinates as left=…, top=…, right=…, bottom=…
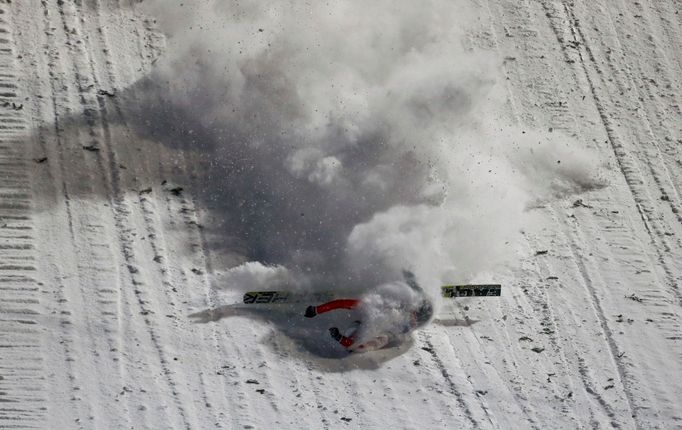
left=1, top=1, right=682, bottom=429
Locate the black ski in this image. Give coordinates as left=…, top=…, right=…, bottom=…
left=441, top=284, right=501, bottom=298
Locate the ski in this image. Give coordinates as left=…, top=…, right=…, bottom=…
left=441, top=284, right=501, bottom=298
left=243, top=290, right=334, bottom=304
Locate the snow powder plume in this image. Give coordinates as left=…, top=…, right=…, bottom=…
left=134, top=0, right=604, bottom=301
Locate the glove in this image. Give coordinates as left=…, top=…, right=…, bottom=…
left=329, top=327, right=342, bottom=341
left=304, top=305, right=317, bottom=318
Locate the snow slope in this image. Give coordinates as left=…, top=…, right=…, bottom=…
left=1, top=0, right=682, bottom=429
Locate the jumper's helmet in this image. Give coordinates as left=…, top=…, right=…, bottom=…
left=413, top=299, right=434, bottom=326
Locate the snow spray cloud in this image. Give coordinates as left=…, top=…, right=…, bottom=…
left=136, top=0, right=603, bottom=295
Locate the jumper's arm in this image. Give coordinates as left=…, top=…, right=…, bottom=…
left=315, top=299, right=360, bottom=314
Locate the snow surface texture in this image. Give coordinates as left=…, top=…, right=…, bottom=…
left=1, top=0, right=682, bottom=429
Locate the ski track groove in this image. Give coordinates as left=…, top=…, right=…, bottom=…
left=500, top=0, right=682, bottom=427
left=557, top=0, right=682, bottom=308
left=474, top=298, right=545, bottom=429
left=545, top=0, right=673, bottom=350
left=0, top=3, right=44, bottom=429
left=476, top=2, right=581, bottom=427
left=164, top=153, right=241, bottom=428
left=564, top=192, right=682, bottom=414
left=420, top=331, right=479, bottom=429
left=525, top=226, right=628, bottom=428
left=80, top=2, right=158, bottom=428
left=19, top=0, right=184, bottom=428
left=440, top=330, right=500, bottom=429
left=556, top=204, right=651, bottom=429
left=480, top=2, right=612, bottom=425
left=178, top=199, right=241, bottom=428
left=94, top=1, right=187, bottom=426
left=82, top=0, right=177, bottom=427
left=589, top=0, right=682, bottom=235
left=552, top=0, right=682, bottom=409
left=273, top=350, right=320, bottom=429
left=468, top=4, right=539, bottom=429
left=479, top=1, right=680, bottom=428
left=497, top=45, right=626, bottom=424
left=516, top=261, right=592, bottom=426
left=54, top=2, right=136, bottom=428
left=506, top=271, right=596, bottom=428
left=75, top=1, right=199, bottom=427
left=33, top=1, right=132, bottom=427
left=150, top=127, right=251, bottom=428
